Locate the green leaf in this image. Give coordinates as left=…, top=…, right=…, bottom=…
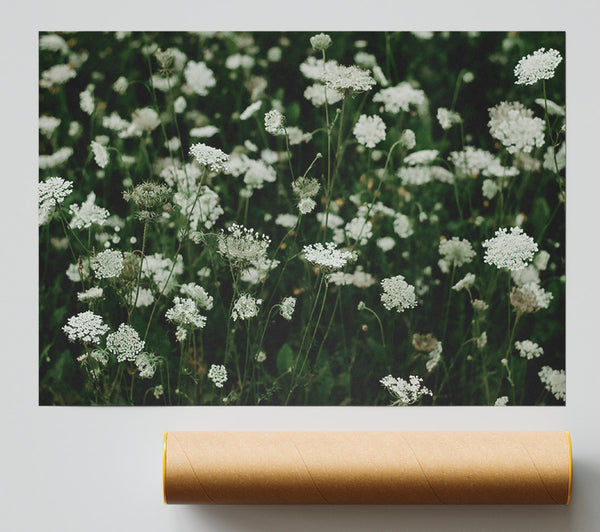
left=276, top=343, right=295, bottom=376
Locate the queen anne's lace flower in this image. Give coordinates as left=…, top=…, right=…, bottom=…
left=217, top=224, right=271, bottom=266
left=180, top=283, right=214, bottom=310
left=438, top=237, right=476, bottom=267
left=353, top=114, right=386, bottom=148
left=189, top=142, right=229, bottom=172
left=132, top=107, right=160, bottom=132
left=136, top=352, right=158, bottom=379
left=240, top=100, right=262, bottom=120
left=184, top=61, right=216, bottom=95
left=514, top=48, right=562, bottom=85
left=69, top=192, right=109, bottom=229
left=450, top=147, right=496, bottom=178
left=437, top=108, right=462, bottom=130
left=373, top=82, right=426, bottom=113
left=426, top=342, right=443, bottom=372
left=538, top=366, right=565, bottom=401
left=510, top=282, right=553, bottom=313
left=495, top=396, right=509, bottom=406
left=232, top=294, right=262, bottom=321
left=91, top=249, right=124, bottom=279
left=380, top=374, right=432, bottom=405
left=377, top=236, right=396, bottom=252
left=106, top=324, right=145, bottom=363
left=90, top=140, right=109, bottom=168
left=483, top=227, right=538, bottom=271
left=208, top=364, right=228, bottom=388
left=40, top=64, right=76, bottom=88
left=39, top=177, right=73, bottom=225
left=452, top=272, right=476, bottom=292
left=380, top=275, right=417, bottom=312
left=63, top=311, right=109, bottom=344
left=303, top=242, right=355, bottom=271
left=280, top=297, right=296, bottom=321
left=515, top=340, right=544, bottom=360
left=165, top=297, right=207, bottom=329
left=321, top=64, right=376, bottom=95
left=304, top=83, right=344, bottom=107
left=404, top=149, right=439, bottom=166
left=310, top=33, right=332, bottom=51
left=77, top=286, right=104, bottom=303
left=264, top=110, right=285, bottom=135
left=488, top=102, right=545, bottom=154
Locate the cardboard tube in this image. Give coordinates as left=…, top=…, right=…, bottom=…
left=163, top=431, right=572, bottom=505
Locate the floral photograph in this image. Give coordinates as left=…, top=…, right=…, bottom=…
left=38, top=31, right=565, bottom=406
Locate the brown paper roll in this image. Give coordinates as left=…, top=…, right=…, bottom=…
left=163, top=431, right=572, bottom=505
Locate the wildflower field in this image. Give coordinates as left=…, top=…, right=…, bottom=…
left=39, top=31, right=565, bottom=406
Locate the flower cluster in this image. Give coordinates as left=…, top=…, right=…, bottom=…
left=515, top=340, right=544, bottom=360
left=353, top=114, right=386, bottom=148
left=69, top=192, right=109, bottom=229
left=280, top=297, right=297, bottom=321
left=91, top=249, right=124, bottom=279
left=538, top=366, right=566, bottom=401
left=303, top=242, right=356, bottom=272
left=373, top=82, right=426, bottom=113
left=488, top=101, right=545, bottom=154
left=184, top=61, right=216, bottom=95
left=165, top=296, right=207, bottom=329
left=232, top=294, right=262, bottom=321
left=217, top=224, right=271, bottom=266
left=482, top=227, right=538, bottom=271
left=380, top=374, right=432, bottom=405
left=510, top=282, right=553, bottom=313
left=189, top=142, right=229, bottom=172
left=264, top=109, right=285, bottom=135
left=514, top=48, right=562, bottom=85
left=438, top=237, right=476, bottom=269
left=208, top=364, right=228, bottom=388
left=106, top=324, right=145, bottom=363
left=63, top=311, right=109, bottom=344
left=380, top=275, right=418, bottom=312
left=321, top=64, right=376, bottom=95
left=39, top=176, right=73, bottom=225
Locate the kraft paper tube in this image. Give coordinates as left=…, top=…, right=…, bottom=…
left=163, top=431, right=572, bottom=505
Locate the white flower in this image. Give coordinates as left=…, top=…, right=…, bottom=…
left=40, top=64, right=76, bottom=88
left=452, top=272, right=476, bottom=292
left=482, top=179, right=499, bottom=199
left=189, top=142, right=229, bottom=172
left=77, top=286, right=104, bottom=303
left=450, top=147, right=495, bottom=178
left=511, top=264, right=540, bottom=286
left=91, top=249, right=124, bottom=279
left=483, top=227, right=538, bottom=271
left=286, top=126, right=312, bottom=145
left=298, top=197, right=317, bottom=214
left=180, top=283, right=214, bottom=310
left=543, top=142, right=566, bottom=172
left=321, top=64, right=376, bottom=94
left=488, top=101, right=545, bottom=154
left=494, top=396, right=509, bottom=406
left=63, top=311, right=109, bottom=344
left=113, top=76, right=128, bottom=94
left=437, top=107, right=462, bottom=130
left=310, top=33, right=332, bottom=51
left=373, top=82, right=426, bottom=114
left=217, top=224, right=271, bottom=266
left=39, top=116, right=61, bottom=137
left=280, top=297, right=296, bottom=321
left=403, top=149, right=439, bottom=166
left=208, top=364, right=228, bottom=388
left=136, top=352, right=158, bottom=379
left=377, top=236, right=396, bottom=252
left=515, top=340, right=544, bottom=360
left=132, top=107, right=160, bottom=132
left=399, top=129, right=416, bottom=149
left=153, top=384, right=164, bottom=399
left=106, top=324, right=145, bottom=363
left=510, top=282, right=553, bottom=313
left=80, top=89, right=94, bottom=115
left=380, top=275, right=417, bottom=312
left=165, top=297, right=207, bottom=329
left=264, top=110, right=285, bottom=135
left=380, top=374, right=432, bottom=405
left=184, top=61, right=216, bottom=95
left=438, top=237, right=476, bottom=267
left=255, top=351, right=267, bottom=363
left=90, top=140, right=109, bottom=169
left=39, top=177, right=73, bottom=224
left=538, top=366, right=566, bottom=401
left=275, top=213, right=298, bottom=229
left=40, top=33, right=69, bottom=53
left=303, top=242, right=355, bottom=271
left=514, top=48, right=562, bottom=85
left=353, top=114, right=386, bottom=148
left=304, top=83, right=343, bottom=107
left=240, top=100, right=262, bottom=120
left=393, top=214, right=413, bottom=238
left=426, top=342, right=443, bottom=372
left=534, top=250, right=551, bottom=271
left=232, top=294, right=262, bottom=321
left=39, top=146, right=74, bottom=169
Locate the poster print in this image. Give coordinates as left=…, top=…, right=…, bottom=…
left=39, top=31, right=565, bottom=406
